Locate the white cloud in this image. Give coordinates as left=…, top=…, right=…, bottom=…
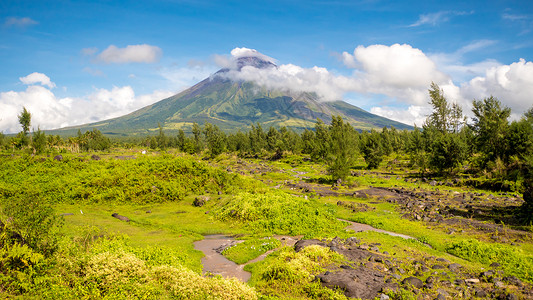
left=4, top=17, right=38, bottom=27
left=230, top=47, right=276, bottom=63
left=409, top=11, right=472, bottom=27
left=19, top=72, right=56, bottom=88
left=460, top=58, right=533, bottom=114
left=95, top=44, right=162, bottom=64
left=371, top=105, right=432, bottom=127
left=0, top=74, right=173, bottom=133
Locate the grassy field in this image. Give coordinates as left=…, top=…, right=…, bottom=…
left=1, top=149, right=532, bottom=299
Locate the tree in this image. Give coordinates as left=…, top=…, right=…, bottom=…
left=407, top=125, right=429, bottom=173
left=32, top=127, right=47, bottom=154
left=471, top=96, right=511, bottom=165
left=204, top=123, right=226, bottom=158
left=326, top=116, right=358, bottom=180
left=427, top=82, right=450, bottom=134
left=17, top=107, right=32, bottom=147
left=310, top=119, right=329, bottom=161
left=192, top=123, right=204, bottom=154
left=361, top=130, right=384, bottom=169
left=156, top=123, right=169, bottom=150
left=18, top=107, right=31, bottom=136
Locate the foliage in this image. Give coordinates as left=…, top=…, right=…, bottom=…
left=222, top=237, right=280, bottom=264
left=247, top=245, right=346, bottom=299
left=1, top=195, right=63, bottom=256
left=472, top=96, right=511, bottom=166
left=326, top=116, right=358, bottom=180
left=32, top=127, right=47, bottom=154
left=18, top=106, right=31, bottom=136
left=0, top=155, right=245, bottom=205
left=445, top=239, right=533, bottom=282
left=214, top=191, right=345, bottom=237
left=361, top=130, right=384, bottom=169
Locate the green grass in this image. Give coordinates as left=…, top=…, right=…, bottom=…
left=222, top=238, right=281, bottom=264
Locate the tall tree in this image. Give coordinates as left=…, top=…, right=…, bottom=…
left=427, top=82, right=450, bottom=134
left=18, top=107, right=31, bottom=136
left=471, top=96, right=511, bottom=165
left=326, top=116, right=358, bottom=180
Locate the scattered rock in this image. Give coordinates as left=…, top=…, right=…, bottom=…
left=53, top=155, right=63, bottom=161
left=193, top=196, right=210, bottom=207
left=111, top=213, right=130, bottom=222
left=402, top=277, right=423, bottom=289
left=465, top=278, right=480, bottom=285
left=448, top=263, right=462, bottom=271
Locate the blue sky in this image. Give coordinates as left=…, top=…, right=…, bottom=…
left=1, top=0, right=533, bottom=133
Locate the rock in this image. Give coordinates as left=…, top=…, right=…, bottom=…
left=503, top=276, right=523, bottom=287
left=490, top=262, right=501, bottom=268
left=146, top=210, right=151, bottom=213
left=476, top=290, right=488, bottom=297
left=448, top=263, right=462, bottom=271
left=111, top=213, right=130, bottom=222
left=465, top=278, right=480, bottom=284
left=380, top=294, right=390, bottom=300
left=432, top=264, right=445, bottom=270
left=60, top=213, right=74, bottom=216
left=425, top=276, right=436, bottom=284
left=193, top=196, right=210, bottom=207
left=402, top=277, right=423, bottom=289
left=345, top=237, right=360, bottom=247
left=91, top=154, right=101, bottom=160
left=436, top=258, right=450, bottom=263
left=454, top=279, right=464, bottom=285
left=317, top=266, right=398, bottom=299
left=494, top=281, right=505, bottom=288
left=53, top=155, right=63, bottom=161
left=435, top=294, right=446, bottom=300
left=294, top=239, right=327, bottom=252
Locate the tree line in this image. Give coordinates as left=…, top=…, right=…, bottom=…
left=2, top=84, right=532, bottom=213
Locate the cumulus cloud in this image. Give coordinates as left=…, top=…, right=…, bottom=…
left=95, top=44, right=162, bottom=64
left=460, top=58, right=533, bottom=114
left=214, top=45, right=532, bottom=126
left=0, top=74, right=173, bottom=133
left=4, top=17, right=38, bottom=27
left=370, top=105, right=432, bottom=128
left=19, top=72, right=56, bottom=88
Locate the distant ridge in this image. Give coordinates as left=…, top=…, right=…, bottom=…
left=53, top=56, right=412, bottom=136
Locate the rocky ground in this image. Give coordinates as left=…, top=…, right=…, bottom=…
left=296, top=237, right=533, bottom=300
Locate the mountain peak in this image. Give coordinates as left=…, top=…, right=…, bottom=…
left=235, top=56, right=277, bottom=70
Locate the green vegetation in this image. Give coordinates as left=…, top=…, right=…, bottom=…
left=222, top=238, right=280, bottom=264
left=245, top=245, right=347, bottom=299
left=1, top=85, right=533, bottom=299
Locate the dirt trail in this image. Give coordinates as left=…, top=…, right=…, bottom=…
left=193, top=234, right=251, bottom=282
left=340, top=219, right=415, bottom=239
left=194, top=222, right=415, bottom=282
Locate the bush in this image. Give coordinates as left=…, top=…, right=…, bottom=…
left=214, top=191, right=345, bottom=237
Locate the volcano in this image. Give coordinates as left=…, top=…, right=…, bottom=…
left=56, top=56, right=412, bottom=136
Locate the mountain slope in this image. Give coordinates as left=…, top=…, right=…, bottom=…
left=54, top=57, right=412, bottom=136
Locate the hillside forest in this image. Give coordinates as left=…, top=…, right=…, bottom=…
left=1, top=83, right=532, bottom=299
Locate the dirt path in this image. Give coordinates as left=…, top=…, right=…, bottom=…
left=194, top=222, right=416, bottom=282
left=193, top=234, right=251, bottom=282
left=340, top=218, right=415, bottom=239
